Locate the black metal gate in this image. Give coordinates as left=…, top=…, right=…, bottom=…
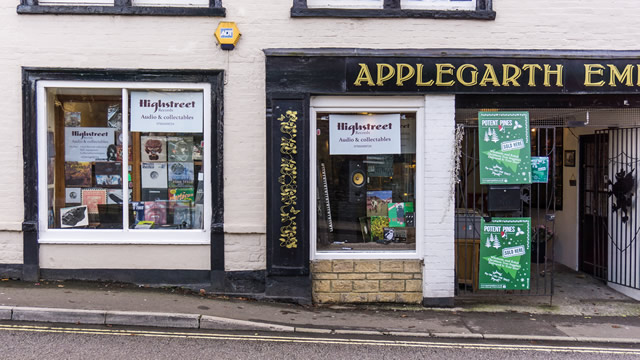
left=455, top=125, right=559, bottom=297
left=586, top=128, right=640, bottom=290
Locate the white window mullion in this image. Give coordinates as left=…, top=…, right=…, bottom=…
left=121, top=88, right=130, bottom=232
left=306, top=0, right=384, bottom=9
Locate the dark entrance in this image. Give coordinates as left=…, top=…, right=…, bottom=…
left=578, top=134, right=609, bottom=279
left=454, top=119, right=560, bottom=297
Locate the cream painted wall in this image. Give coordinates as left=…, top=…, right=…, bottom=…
left=2, top=0, right=640, bottom=270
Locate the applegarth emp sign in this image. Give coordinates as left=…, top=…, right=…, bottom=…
left=329, top=114, right=401, bottom=155
left=345, top=58, right=640, bottom=93
left=131, top=91, right=203, bottom=133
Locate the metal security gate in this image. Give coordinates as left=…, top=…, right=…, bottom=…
left=455, top=125, right=559, bottom=297
left=585, top=128, right=640, bottom=290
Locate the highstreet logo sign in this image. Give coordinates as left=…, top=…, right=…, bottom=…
left=329, top=114, right=401, bottom=155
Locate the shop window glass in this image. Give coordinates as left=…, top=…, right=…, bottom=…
left=316, top=112, right=417, bottom=251
left=401, top=0, right=476, bottom=11
left=306, top=0, right=383, bottom=9
left=45, top=87, right=205, bottom=231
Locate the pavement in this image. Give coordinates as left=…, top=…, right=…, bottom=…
left=1, top=278, right=640, bottom=344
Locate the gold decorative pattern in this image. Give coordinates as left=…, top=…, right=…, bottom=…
left=278, top=110, right=300, bottom=249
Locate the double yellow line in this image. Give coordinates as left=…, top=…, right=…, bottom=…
left=0, top=323, right=638, bottom=355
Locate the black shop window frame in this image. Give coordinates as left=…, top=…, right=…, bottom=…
left=291, top=0, right=495, bottom=19
left=17, top=0, right=225, bottom=16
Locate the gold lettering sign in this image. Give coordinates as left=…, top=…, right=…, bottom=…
left=351, top=62, right=640, bottom=89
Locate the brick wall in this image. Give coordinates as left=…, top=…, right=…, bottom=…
left=311, top=260, right=423, bottom=304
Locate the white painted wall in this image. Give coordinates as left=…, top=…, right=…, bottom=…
left=2, top=0, right=640, bottom=271
left=423, top=95, right=456, bottom=299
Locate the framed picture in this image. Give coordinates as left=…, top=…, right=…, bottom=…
left=565, top=150, right=576, bottom=167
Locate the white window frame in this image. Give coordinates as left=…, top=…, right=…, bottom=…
left=36, top=80, right=212, bottom=245
left=132, top=0, right=209, bottom=7
left=310, top=96, right=425, bottom=260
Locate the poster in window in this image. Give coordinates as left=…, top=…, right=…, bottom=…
left=130, top=91, right=203, bottom=133
left=479, top=217, right=531, bottom=290
left=168, top=136, right=194, bottom=162
left=81, top=189, right=107, bottom=215
left=329, top=114, right=401, bottom=155
left=64, top=127, right=116, bottom=162
left=168, top=162, right=194, bottom=188
left=60, top=205, right=89, bottom=228
left=531, top=157, right=549, bottom=183
left=478, top=112, right=531, bottom=184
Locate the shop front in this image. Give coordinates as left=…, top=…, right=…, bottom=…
left=21, top=69, right=225, bottom=286
left=265, top=49, right=640, bottom=305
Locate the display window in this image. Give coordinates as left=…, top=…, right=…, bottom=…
left=37, top=81, right=212, bottom=243
left=311, top=97, right=423, bottom=257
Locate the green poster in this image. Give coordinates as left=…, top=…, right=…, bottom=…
left=478, top=112, right=531, bottom=184
left=479, top=217, right=531, bottom=290
left=531, top=156, right=549, bottom=183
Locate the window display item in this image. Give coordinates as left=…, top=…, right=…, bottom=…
left=65, top=162, right=92, bottom=187
left=168, top=136, right=194, bottom=162
left=169, top=188, right=195, bottom=202
left=171, top=201, right=192, bottom=228
left=370, top=216, right=390, bottom=241
left=60, top=205, right=88, bottom=228
left=141, top=163, right=168, bottom=188
left=131, top=201, right=145, bottom=225
left=142, top=188, right=168, bottom=201
left=366, top=190, right=392, bottom=217
left=144, top=201, right=167, bottom=225
left=405, top=212, right=415, bottom=227
left=192, top=140, right=203, bottom=161
left=141, top=136, right=167, bottom=162
left=81, top=189, right=107, bottom=215
left=388, top=202, right=414, bottom=227
left=168, top=162, right=194, bottom=188
left=107, top=104, right=122, bottom=129
left=64, top=112, right=81, bottom=127
left=192, top=204, right=204, bottom=229
left=65, top=188, right=82, bottom=204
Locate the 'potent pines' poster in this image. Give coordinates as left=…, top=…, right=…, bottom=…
left=478, top=112, right=531, bottom=184
left=479, top=217, right=531, bottom=290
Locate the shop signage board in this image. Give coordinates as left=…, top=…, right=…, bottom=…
left=64, top=127, right=116, bottom=162
left=531, top=156, right=549, bottom=183
left=479, top=217, right=531, bottom=290
left=130, top=91, right=203, bottom=133
left=329, top=114, right=401, bottom=155
left=478, top=111, right=531, bottom=184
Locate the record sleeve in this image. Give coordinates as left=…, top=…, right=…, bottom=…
left=65, top=187, right=82, bottom=204
left=167, top=162, right=194, bottom=188
left=81, top=188, right=107, bottom=215
left=140, top=136, right=167, bottom=162
left=169, top=188, right=195, bottom=202
left=168, top=136, right=194, bottom=162
left=141, top=162, right=168, bottom=188
left=141, top=188, right=168, bottom=201
left=65, top=162, right=92, bottom=187
left=144, top=201, right=167, bottom=225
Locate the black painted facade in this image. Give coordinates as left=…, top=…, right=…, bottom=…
left=264, top=48, right=640, bottom=304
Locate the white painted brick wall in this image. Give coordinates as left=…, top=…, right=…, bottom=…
left=0, top=232, right=23, bottom=264
left=422, top=95, right=455, bottom=299
left=1, top=0, right=639, bottom=269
